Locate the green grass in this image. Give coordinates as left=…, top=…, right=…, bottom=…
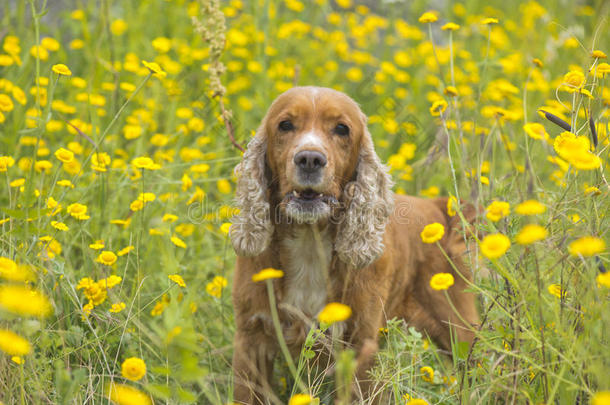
left=0, top=0, right=608, bottom=404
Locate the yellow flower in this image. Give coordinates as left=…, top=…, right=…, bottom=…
left=485, top=201, right=510, bottom=222
left=584, top=186, right=601, bottom=196
left=123, top=124, right=142, bottom=140
left=318, top=302, right=352, bottom=324
left=52, top=64, right=72, bottom=76
left=335, top=0, right=351, bottom=8
left=480, top=234, right=511, bottom=259
left=0, top=94, right=14, bottom=112
left=420, top=366, right=434, bottom=382
left=83, top=302, right=94, bottom=315
left=288, top=394, right=314, bottom=405
left=420, top=186, right=440, bottom=198
left=562, top=70, right=585, bottom=92
left=12, top=356, right=24, bottom=364
left=0, top=257, right=18, bottom=281
left=444, top=86, right=459, bottom=97
left=181, top=173, right=193, bottom=191
left=592, top=391, right=610, bottom=405
left=10, top=178, right=25, bottom=187
left=117, top=246, right=134, bottom=256
left=592, top=50, right=607, bottom=59
left=57, top=179, right=74, bottom=188
left=515, top=224, right=548, bottom=245
left=446, top=196, right=457, bottom=217
left=70, top=9, right=85, bottom=20
left=109, top=302, right=126, bottom=313
left=96, top=251, right=117, bottom=266
left=0, top=285, right=52, bottom=318
left=217, top=179, right=232, bottom=194
left=0, top=156, right=15, bottom=171
left=532, top=58, right=544, bottom=68
left=429, top=273, right=454, bottom=290
left=30, top=45, right=49, bottom=61
left=0, top=54, right=14, bottom=66
left=0, top=329, right=31, bottom=356
left=429, top=99, right=447, bottom=116
left=523, top=123, right=548, bottom=141
left=137, top=192, right=156, bottom=203
left=67, top=203, right=90, bottom=220
left=106, top=382, right=152, bottom=405
left=34, top=160, right=53, bottom=173
left=54, top=147, right=74, bottom=163
left=110, top=19, right=128, bottom=36
left=418, top=11, right=438, bottom=23
left=150, top=301, right=166, bottom=316
left=481, top=17, right=499, bottom=25
left=515, top=200, right=546, bottom=215
left=89, top=242, right=105, bottom=250
left=170, top=235, right=187, bottom=249
left=110, top=218, right=132, bottom=228
left=131, top=156, right=159, bottom=170
left=568, top=237, right=605, bottom=257
left=252, top=268, right=284, bottom=282
left=162, top=214, right=178, bottom=223
left=597, top=63, right=610, bottom=74
left=142, top=60, right=167, bottom=78
left=441, top=22, right=460, bottom=31
left=92, top=152, right=111, bottom=172
left=51, top=221, right=69, bottom=231
left=151, top=36, right=172, bottom=53
left=121, top=357, right=146, bottom=381
left=547, top=284, right=565, bottom=299
left=168, top=274, right=186, bottom=288
left=9, top=177, right=25, bottom=187
left=101, top=275, right=122, bottom=289
left=406, top=400, right=428, bottom=405
left=41, top=37, right=60, bottom=51
left=205, top=276, right=228, bottom=298
left=346, top=67, right=363, bottom=82
left=130, top=199, right=144, bottom=212
left=595, top=273, right=610, bottom=288
left=220, top=222, right=232, bottom=235
left=420, top=223, right=445, bottom=244
left=76, top=278, right=107, bottom=306
left=0, top=261, right=35, bottom=283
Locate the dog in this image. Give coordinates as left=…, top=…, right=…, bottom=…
left=229, top=86, right=479, bottom=403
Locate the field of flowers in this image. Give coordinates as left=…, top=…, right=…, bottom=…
left=0, top=0, right=609, bottom=404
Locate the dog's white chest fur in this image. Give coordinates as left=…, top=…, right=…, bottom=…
left=281, top=226, right=331, bottom=318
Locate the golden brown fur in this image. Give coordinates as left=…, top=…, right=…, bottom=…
left=230, top=87, right=479, bottom=404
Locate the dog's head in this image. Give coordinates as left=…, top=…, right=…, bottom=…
left=230, top=86, right=393, bottom=268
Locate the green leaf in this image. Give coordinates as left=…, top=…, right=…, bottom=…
left=145, top=384, right=171, bottom=400
left=176, top=388, right=197, bottom=402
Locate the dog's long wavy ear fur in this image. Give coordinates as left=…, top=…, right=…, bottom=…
left=229, top=126, right=273, bottom=256
left=335, top=122, right=394, bottom=268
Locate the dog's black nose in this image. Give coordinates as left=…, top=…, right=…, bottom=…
left=294, top=150, right=327, bottom=172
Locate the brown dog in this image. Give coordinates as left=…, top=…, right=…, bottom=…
left=229, top=86, right=479, bottom=403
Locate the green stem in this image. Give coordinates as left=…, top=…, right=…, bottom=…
left=265, top=280, right=306, bottom=393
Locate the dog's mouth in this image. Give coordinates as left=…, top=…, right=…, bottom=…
left=285, top=188, right=337, bottom=204
left=281, top=188, right=339, bottom=223
left=292, top=189, right=323, bottom=201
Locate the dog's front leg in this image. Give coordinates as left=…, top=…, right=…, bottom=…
left=340, top=266, right=393, bottom=403
left=349, top=314, right=384, bottom=403
left=232, top=321, right=278, bottom=405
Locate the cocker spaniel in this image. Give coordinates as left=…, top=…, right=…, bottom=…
left=230, top=86, right=479, bottom=404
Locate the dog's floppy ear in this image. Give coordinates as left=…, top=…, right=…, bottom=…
left=229, top=125, right=273, bottom=256
left=335, top=118, right=394, bottom=268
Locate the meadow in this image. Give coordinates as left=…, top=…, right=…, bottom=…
left=0, top=0, right=609, bottom=404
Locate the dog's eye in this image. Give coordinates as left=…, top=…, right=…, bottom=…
left=334, top=123, right=350, bottom=136
left=278, top=120, right=294, bottom=131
